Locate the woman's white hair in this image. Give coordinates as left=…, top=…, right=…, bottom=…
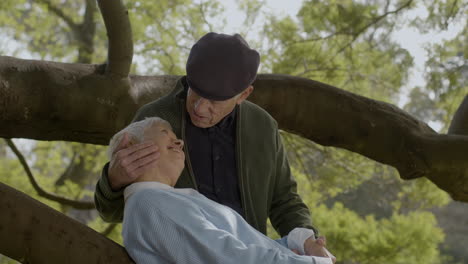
left=107, top=117, right=171, bottom=159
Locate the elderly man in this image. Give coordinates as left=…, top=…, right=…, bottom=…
left=114, top=117, right=335, bottom=264
left=95, top=32, right=323, bottom=245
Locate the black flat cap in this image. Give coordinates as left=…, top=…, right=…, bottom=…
left=186, top=32, right=260, bottom=101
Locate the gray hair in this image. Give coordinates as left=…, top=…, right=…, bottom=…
left=107, top=117, right=171, bottom=159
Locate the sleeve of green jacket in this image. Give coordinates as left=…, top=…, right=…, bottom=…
left=94, top=163, right=125, bottom=222
left=268, top=130, right=319, bottom=237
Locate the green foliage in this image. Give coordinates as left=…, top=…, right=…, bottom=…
left=290, top=169, right=446, bottom=264
left=315, top=203, right=444, bottom=264
left=262, top=0, right=415, bottom=102
left=403, top=86, right=446, bottom=124
left=394, top=178, right=451, bottom=212
left=87, top=217, right=124, bottom=245
left=282, top=132, right=377, bottom=201
left=128, top=0, right=225, bottom=75
left=269, top=1, right=466, bottom=262
left=271, top=132, right=451, bottom=263
left=1, top=140, right=63, bottom=212
left=0, top=255, right=20, bottom=264
left=425, top=25, right=468, bottom=130
left=237, top=0, right=264, bottom=35
left=415, top=0, right=468, bottom=31
left=0, top=0, right=87, bottom=61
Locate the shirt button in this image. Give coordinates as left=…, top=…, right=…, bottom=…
left=214, top=155, right=220, bottom=161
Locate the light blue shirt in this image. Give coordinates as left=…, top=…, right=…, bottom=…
left=122, top=182, right=332, bottom=264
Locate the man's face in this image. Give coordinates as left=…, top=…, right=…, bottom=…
left=185, top=87, right=253, bottom=128
left=143, top=122, right=185, bottom=175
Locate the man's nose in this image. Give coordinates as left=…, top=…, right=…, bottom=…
left=194, top=97, right=210, bottom=112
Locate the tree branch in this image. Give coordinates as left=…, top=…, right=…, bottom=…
left=54, top=151, right=78, bottom=186
left=1, top=56, right=468, bottom=201
left=97, top=0, right=133, bottom=78
left=76, top=0, right=98, bottom=63
left=0, top=182, right=134, bottom=263
left=444, top=0, right=459, bottom=29
left=4, top=139, right=95, bottom=210
left=199, top=1, right=214, bottom=33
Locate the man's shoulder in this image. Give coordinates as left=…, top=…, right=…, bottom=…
left=137, top=95, right=176, bottom=114
left=241, top=100, right=278, bottom=128
left=132, top=78, right=185, bottom=123
left=136, top=88, right=180, bottom=115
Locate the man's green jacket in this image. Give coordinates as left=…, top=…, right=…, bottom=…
left=94, top=77, right=315, bottom=237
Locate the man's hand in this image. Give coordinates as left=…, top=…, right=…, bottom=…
left=108, top=133, right=160, bottom=190
left=304, top=236, right=336, bottom=263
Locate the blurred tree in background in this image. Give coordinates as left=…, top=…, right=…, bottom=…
left=1, top=0, right=466, bottom=263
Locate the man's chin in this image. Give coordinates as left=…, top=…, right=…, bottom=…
left=191, top=119, right=212, bottom=128
left=188, top=114, right=213, bottom=128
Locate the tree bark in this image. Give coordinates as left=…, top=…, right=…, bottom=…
left=0, top=182, right=134, bottom=264
left=1, top=57, right=468, bottom=202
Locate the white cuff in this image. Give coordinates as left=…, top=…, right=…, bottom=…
left=287, top=227, right=315, bottom=255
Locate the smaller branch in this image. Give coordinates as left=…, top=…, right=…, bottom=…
left=444, top=0, right=459, bottom=29
left=240, top=0, right=266, bottom=38
left=297, top=67, right=344, bottom=77
left=76, top=0, right=98, bottom=64
left=37, top=0, right=78, bottom=31
left=54, top=151, right=78, bottom=186
left=293, top=32, right=343, bottom=44
left=294, top=0, right=413, bottom=47
left=101, top=223, right=118, bottom=236
left=97, top=0, right=133, bottom=78
left=4, top=139, right=95, bottom=210
left=199, top=1, right=214, bottom=32
left=384, top=0, right=391, bottom=13
left=149, top=17, right=191, bottom=51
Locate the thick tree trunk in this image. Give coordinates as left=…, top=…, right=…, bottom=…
left=1, top=56, right=468, bottom=202
left=0, top=182, right=134, bottom=264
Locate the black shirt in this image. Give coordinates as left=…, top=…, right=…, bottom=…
left=185, top=106, right=244, bottom=216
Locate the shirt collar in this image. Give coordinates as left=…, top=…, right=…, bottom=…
left=216, top=105, right=237, bottom=130
left=124, top=181, right=200, bottom=202
left=124, top=182, right=172, bottom=202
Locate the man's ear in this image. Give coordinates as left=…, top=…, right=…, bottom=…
left=236, top=85, right=254, bottom=105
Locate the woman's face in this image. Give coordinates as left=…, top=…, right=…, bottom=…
left=143, top=122, right=185, bottom=177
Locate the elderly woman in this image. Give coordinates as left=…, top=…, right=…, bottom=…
left=109, top=117, right=335, bottom=264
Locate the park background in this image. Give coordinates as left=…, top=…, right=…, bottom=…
left=0, top=0, right=467, bottom=263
